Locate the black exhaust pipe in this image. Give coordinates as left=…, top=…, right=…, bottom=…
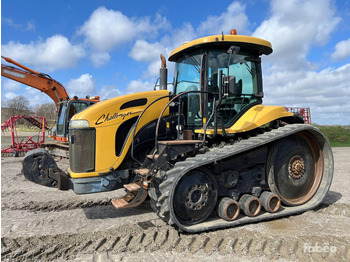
left=159, top=54, right=167, bottom=90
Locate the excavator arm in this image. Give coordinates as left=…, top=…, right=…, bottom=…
left=1, top=56, right=69, bottom=108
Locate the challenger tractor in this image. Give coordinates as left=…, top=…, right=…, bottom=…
left=23, top=30, right=333, bottom=232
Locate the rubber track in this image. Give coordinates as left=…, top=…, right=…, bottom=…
left=2, top=223, right=348, bottom=261
left=149, top=124, right=334, bottom=232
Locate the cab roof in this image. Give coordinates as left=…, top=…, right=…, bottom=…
left=168, top=34, right=273, bottom=62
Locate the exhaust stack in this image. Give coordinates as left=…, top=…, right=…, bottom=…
left=159, top=54, right=168, bottom=90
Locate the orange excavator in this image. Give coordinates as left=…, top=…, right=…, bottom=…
left=1, top=56, right=100, bottom=157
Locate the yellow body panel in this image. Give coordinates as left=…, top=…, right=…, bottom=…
left=69, top=90, right=169, bottom=178
left=169, top=35, right=272, bottom=61
left=195, top=105, right=293, bottom=135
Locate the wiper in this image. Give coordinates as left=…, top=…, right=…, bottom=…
left=245, top=63, right=252, bottom=75
left=184, top=53, right=201, bottom=73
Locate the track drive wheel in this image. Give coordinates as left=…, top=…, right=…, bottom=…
left=151, top=167, right=218, bottom=228
left=171, top=168, right=218, bottom=225
left=267, top=132, right=323, bottom=206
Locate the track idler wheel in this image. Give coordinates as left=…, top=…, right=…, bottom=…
left=217, top=197, right=240, bottom=221
left=239, top=194, right=261, bottom=217
left=259, top=191, right=281, bottom=213
left=267, top=132, right=324, bottom=206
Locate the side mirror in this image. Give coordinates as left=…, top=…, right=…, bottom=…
left=227, top=76, right=236, bottom=96
left=223, top=75, right=236, bottom=96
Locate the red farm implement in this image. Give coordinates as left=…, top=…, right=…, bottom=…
left=1, top=115, right=49, bottom=157
left=285, top=107, right=311, bottom=124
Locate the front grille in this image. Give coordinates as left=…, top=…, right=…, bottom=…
left=69, top=128, right=96, bottom=173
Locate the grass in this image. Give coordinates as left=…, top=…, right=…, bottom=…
left=314, top=125, right=350, bottom=147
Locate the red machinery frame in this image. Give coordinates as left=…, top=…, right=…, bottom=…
left=1, top=115, right=49, bottom=156
left=285, top=107, right=311, bottom=124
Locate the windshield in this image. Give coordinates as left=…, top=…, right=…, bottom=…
left=208, top=50, right=258, bottom=96
left=174, top=51, right=202, bottom=94
left=57, top=103, right=66, bottom=136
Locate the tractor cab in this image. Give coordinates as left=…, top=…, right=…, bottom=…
left=169, top=31, right=272, bottom=134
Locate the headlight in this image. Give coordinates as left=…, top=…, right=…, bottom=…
left=70, top=119, right=90, bottom=129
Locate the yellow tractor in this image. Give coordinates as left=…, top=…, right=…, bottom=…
left=23, top=30, right=333, bottom=232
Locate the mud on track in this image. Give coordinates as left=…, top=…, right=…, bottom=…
left=1, top=148, right=350, bottom=261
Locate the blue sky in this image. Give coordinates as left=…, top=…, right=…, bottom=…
left=1, top=0, right=350, bottom=125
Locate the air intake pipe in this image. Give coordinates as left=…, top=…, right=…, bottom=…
left=159, top=54, right=168, bottom=90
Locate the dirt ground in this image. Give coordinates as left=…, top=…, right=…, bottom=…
left=1, top=147, right=350, bottom=261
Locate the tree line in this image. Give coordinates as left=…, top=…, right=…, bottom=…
left=1, top=95, right=56, bottom=124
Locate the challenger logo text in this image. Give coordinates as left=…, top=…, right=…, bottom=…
left=95, top=111, right=141, bottom=125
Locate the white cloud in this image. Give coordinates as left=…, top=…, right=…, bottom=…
left=90, top=51, right=111, bottom=67
left=2, top=17, right=35, bottom=31
left=2, top=79, right=22, bottom=92
left=1, top=82, right=53, bottom=107
left=197, top=2, right=249, bottom=35
left=24, top=86, right=52, bottom=106
left=146, top=60, right=162, bottom=78
left=264, top=64, right=350, bottom=125
left=78, top=7, right=136, bottom=52
left=78, top=7, right=170, bottom=67
left=331, top=38, right=350, bottom=61
left=66, top=74, right=96, bottom=98
left=253, top=0, right=341, bottom=70
left=1, top=35, right=85, bottom=71
left=78, top=7, right=170, bottom=54
left=167, top=22, right=197, bottom=49
left=126, top=80, right=154, bottom=94
left=4, top=92, right=18, bottom=100
left=99, top=85, right=123, bottom=100
left=129, top=40, right=166, bottom=62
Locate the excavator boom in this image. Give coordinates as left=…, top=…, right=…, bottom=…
left=1, top=56, right=69, bottom=108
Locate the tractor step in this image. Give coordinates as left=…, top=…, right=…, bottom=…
left=111, top=182, right=148, bottom=210
left=134, top=168, right=150, bottom=177
left=146, top=154, right=168, bottom=160
left=111, top=198, right=129, bottom=209
left=124, top=183, right=141, bottom=192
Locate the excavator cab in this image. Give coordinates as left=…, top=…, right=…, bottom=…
left=55, top=100, right=93, bottom=140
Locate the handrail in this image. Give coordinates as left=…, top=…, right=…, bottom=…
left=130, top=95, right=172, bottom=165
left=154, top=90, right=215, bottom=154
